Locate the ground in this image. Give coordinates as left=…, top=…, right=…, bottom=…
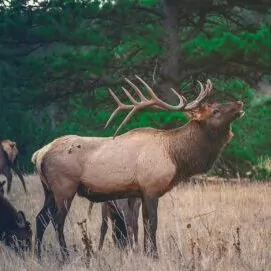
left=0, top=175, right=271, bottom=271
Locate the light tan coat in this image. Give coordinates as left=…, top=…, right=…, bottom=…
left=32, top=128, right=176, bottom=203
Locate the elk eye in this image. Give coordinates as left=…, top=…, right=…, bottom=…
left=213, top=109, right=219, bottom=115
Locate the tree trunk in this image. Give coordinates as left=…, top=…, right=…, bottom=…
left=158, top=0, right=181, bottom=103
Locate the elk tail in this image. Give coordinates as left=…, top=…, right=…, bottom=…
left=111, top=209, right=128, bottom=248
left=31, top=150, right=39, bottom=166
left=31, top=142, right=52, bottom=173
left=31, top=143, right=53, bottom=189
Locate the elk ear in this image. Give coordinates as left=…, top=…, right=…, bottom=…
left=1, top=140, right=18, bottom=163
left=185, top=104, right=209, bottom=121
left=16, top=211, right=26, bottom=228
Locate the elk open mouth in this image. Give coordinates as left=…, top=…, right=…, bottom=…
left=236, top=110, right=245, bottom=118
left=234, top=101, right=245, bottom=118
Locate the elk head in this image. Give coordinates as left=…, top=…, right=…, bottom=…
left=105, top=75, right=244, bottom=137
left=1, top=140, right=18, bottom=163
left=185, top=102, right=244, bottom=129
left=5, top=211, right=32, bottom=252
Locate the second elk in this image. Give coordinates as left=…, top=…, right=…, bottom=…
left=89, top=198, right=141, bottom=250
left=0, top=183, right=32, bottom=254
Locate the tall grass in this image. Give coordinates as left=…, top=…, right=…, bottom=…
left=1, top=175, right=271, bottom=271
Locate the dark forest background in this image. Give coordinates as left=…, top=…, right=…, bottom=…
left=0, top=0, right=270, bottom=178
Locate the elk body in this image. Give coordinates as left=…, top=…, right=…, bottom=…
left=32, top=76, right=244, bottom=261
left=0, top=140, right=27, bottom=194
left=91, top=198, right=141, bottom=250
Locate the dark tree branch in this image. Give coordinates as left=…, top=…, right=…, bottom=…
left=134, top=4, right=163, bottom=18
left=182, top=12, right=207, bottom=43
left=0, top=44, right=42, bottom=61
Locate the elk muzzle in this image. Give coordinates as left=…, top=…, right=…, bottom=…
left=233, top=101, right=245, bottom=118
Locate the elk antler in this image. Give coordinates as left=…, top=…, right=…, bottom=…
left=106, top=75, right=212, bottom=137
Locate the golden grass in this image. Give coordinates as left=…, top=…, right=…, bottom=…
left=1, top=175, right=271, bottom=271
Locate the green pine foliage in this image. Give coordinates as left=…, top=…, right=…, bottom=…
left=0, top=0, right=270, bottom=178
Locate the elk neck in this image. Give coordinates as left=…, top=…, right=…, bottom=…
left=166, top=120, right=232, bottom=180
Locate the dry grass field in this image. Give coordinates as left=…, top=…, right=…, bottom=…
left=0, top=174, right=271, bottom=271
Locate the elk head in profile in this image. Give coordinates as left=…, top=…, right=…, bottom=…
left=0, top=140, right=27, bottom=194
left=32, top=75, right=244, bottom=261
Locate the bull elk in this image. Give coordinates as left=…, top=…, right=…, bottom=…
left=32, top=75, right=244, bottom=261
left=0, top=140, right=27, bottom=194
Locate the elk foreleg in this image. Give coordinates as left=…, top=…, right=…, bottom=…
left=142, top=195, right=159, bottom=258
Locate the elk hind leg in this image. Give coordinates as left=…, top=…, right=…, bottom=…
left=48, top=178, right=78, bottom=262
left=35, top=183, right=56, bottom=260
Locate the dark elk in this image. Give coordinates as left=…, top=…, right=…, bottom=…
left=0, top=182, right=32, bottom=253
left=88, top=198, right=141, bottom=250
left=32, top=76, right=244, bottom=261
left=0, top=140, right=27, bottom=194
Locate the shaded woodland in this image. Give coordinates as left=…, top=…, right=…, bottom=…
left=0, top=0, right=270, bottom=177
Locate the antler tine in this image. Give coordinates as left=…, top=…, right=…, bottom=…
left=112, top=107, right=138, bottom=137
left=188, top=81, right=206, bottom=106
left=121, top=87, right=139, bottom=104
left=105, top=107, right=121, bottom=129
left=184, top=79, right=213, bottom=110
left=170, top=88, right=188, bottom=105
left=108, top=88, right=123, bottom=107
left=124, top=77, right=148, bottom=101
left=104, top=88, right=133, bottom=128
left=135, top=75, right=188, bottom=110
left=135, top=74, right=159, bottom=99
left=206, top=79, right=212, bottom=94
left=182, top=82, right=204, bottom=110
left=109, top=77, right=157, bottom=138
